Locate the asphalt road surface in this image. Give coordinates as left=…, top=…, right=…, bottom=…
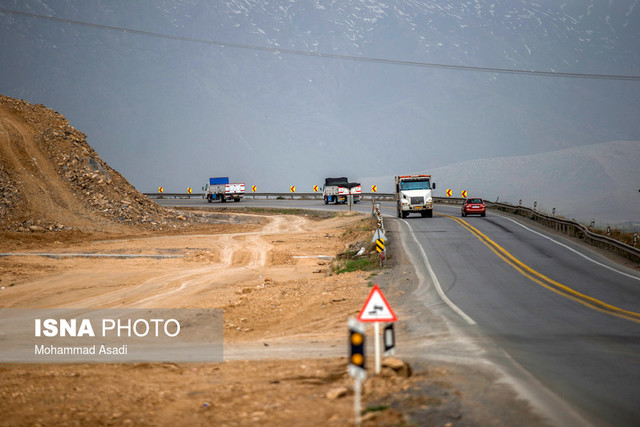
left=398, top=204, right=640, bottom=426
left=158, top=197, right=640, bottom=426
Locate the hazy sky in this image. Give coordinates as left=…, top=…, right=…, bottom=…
left=1, top=0, right=639, bottom=193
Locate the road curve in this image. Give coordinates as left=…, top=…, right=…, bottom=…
left=400, top=204, right=640, bottom=426
left=157, top=197, right=640, bottom=425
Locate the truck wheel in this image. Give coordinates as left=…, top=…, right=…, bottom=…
left=426, top=210, right=433, bottom=218
left=207, top=197, right=212, bottom=203
left=324, top=197, right=328, bottom=205
left=234, top=198, right=240, bottom=202
left=220, top=196, right=226, bottom=203
left=401, top=211, right=408, bottom=219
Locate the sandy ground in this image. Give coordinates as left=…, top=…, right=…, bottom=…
left=0, top=212, right=428, bottom=426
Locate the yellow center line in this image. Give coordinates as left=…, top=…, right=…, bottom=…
left=439, top=213, right=640, bottom=323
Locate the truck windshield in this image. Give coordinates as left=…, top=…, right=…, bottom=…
left=401, top=180, right=430, bottom=191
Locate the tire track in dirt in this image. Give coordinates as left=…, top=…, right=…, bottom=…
left=66, top=214, right=312, bottom=309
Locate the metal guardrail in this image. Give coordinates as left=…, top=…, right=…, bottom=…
left=144, top=193, right=639, bottom=263
left=144, top=192, right=396, bottom=200
left=487, top=201, right=640, bottom=264
left=433, top=196, right=640, bottom=263
left=144, top=193, right=206, bottom=198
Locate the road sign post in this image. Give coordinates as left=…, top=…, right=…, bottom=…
left=357, top=285, right=397, bottom=375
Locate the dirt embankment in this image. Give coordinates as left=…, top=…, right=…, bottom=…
left=0, top=95, right=195, bottom=235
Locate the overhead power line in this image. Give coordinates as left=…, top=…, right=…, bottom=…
left=2, top=7, right=640, bottom=81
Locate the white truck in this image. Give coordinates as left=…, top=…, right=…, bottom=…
left=395, top=175, right=436, bottom=218
left=203, top=177, right=245, bottom=203
left=349, top=183, right=362, bottom=202
left=323, top=177, right=361, bottom=204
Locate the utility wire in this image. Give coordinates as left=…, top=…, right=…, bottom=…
left=2, top=7, right=640, bottom=81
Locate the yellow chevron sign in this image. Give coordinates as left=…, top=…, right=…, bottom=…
left=313, top=185, right=319, bottom=192
left=187, top=187, right=192, bottom=194
left=461, top=190, right=468, bottom=198
left=158, top=187, right=164, bottom=193
left=251, top=185, right=257, bottom=192
left=290, top=186, right=296, bottom=193
left=446, top=189, right=452, bottom=197
left=375, top=238, right=385, bottom=253
left=371, top=185, right=377, bottom=192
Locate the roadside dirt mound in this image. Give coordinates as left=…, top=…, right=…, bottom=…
left=0, top=95, right=178, bottom=233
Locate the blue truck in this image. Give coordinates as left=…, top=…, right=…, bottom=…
left=202, top=177, right=245, bottom=203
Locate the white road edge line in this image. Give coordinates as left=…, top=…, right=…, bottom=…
left=400, top=218, right=476, bottom=325
left=500, top=217, right=640, bottom=281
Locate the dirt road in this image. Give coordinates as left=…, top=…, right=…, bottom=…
left=0, top=212, right=417, bottom=426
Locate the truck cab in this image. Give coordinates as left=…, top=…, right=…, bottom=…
left=395, top=175, right=436, bottom=218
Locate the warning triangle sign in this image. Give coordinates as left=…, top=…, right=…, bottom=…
left=357, top=284, right=397, bottom=322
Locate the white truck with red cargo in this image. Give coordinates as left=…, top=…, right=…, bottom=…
left=395, top=174, right=436, bottom=218
left=203, top=177, right=245, bottom=203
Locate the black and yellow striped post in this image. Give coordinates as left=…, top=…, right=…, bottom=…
left=376, top=238, right=385, bottom=266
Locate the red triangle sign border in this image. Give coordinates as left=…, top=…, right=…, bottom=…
left=357, top=284, right=398, bottom=323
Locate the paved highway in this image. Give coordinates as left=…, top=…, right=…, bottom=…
left=399, top=204, right=640, bottom=426
left=157, top=197, right=640, bottom=425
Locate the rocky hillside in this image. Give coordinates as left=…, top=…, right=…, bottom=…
left=0, top=95, right=181, bottom=232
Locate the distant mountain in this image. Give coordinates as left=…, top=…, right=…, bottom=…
left=359, top=141, right=640, bottom=227
left=1, top=1, right=639, bottom=200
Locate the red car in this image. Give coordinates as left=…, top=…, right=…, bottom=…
left=461, top=198, right=486, bottom=217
